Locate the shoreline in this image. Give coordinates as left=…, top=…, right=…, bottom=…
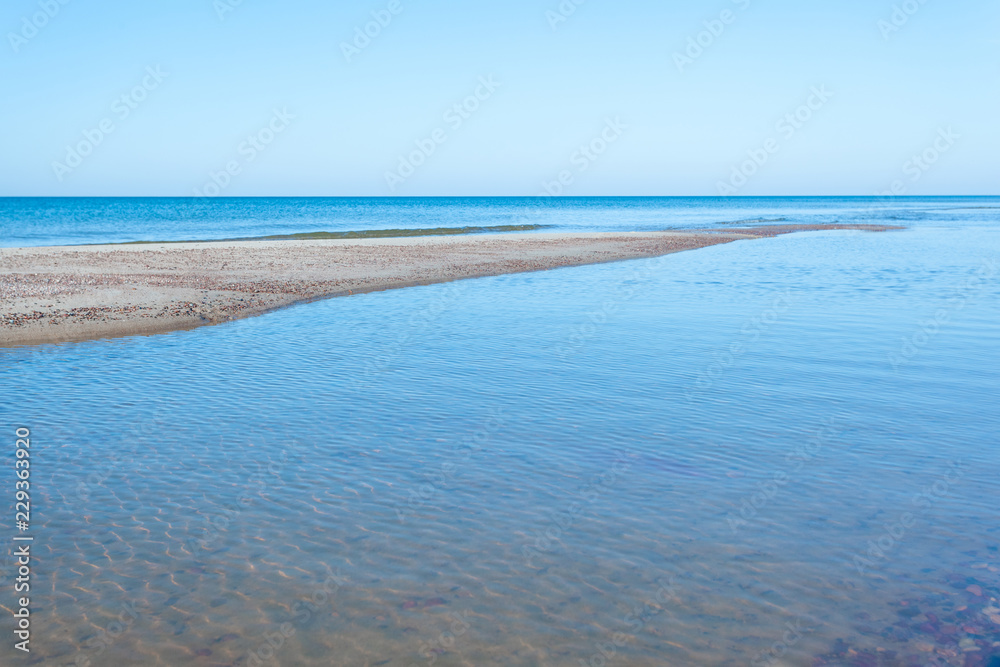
left=0, top=225, right=899, bottom=348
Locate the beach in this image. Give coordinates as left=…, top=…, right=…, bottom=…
left=4, top=198, right=997, bottom=666
left=0, top=225, right=896, bottom=347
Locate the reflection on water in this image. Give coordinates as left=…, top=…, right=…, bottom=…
left=2, top=216, right=999, bottom=666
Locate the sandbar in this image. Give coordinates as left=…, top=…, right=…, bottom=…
left=0, top=225, right=898, bottom=347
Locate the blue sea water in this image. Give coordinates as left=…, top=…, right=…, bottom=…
left=0, top=195, right=996, bottom=246
left=1, top=197, right=999, bottom=665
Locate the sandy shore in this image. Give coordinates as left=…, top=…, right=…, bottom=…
left=0, top=226, right=897, bottom=347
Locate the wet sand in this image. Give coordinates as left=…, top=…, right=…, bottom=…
left=0, top=226, right=898, bottom=347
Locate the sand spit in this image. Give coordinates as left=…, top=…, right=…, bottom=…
left=0, top=226, right=899, bottom=347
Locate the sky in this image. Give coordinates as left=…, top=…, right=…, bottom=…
left=1, top=0, right=997, bottom=197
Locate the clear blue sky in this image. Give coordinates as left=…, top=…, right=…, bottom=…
left=1, top=0, right=996, bottom=196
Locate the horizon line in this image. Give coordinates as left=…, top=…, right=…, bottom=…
left=1, top=194, right=998, bottom=200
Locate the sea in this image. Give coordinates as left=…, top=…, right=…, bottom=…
left=1, top=196, right=998, bottom=666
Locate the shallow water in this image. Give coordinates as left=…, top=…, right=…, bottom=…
left=1, top=204, right=999, bottom=666
left=0, top=195, right=996, bottom=246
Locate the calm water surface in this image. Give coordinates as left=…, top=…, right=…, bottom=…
left=1, top=201, right=999, bottom=666
left=0, top=195, right=996, bottom=246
